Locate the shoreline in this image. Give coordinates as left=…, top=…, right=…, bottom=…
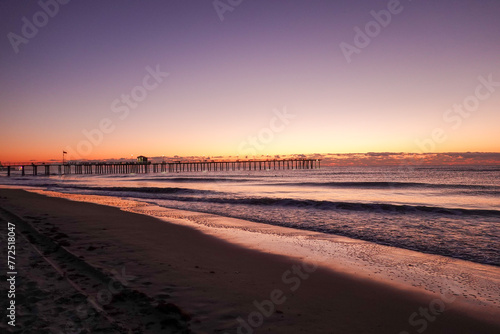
left=25, top=188, right=500, bottom=310
left=1, top=187, right=499, bottom=333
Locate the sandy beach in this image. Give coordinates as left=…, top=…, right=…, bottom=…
left=1, top=188, right=499, bottom=333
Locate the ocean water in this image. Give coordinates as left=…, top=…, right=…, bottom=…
left=1, top=165, right=499, bottom=266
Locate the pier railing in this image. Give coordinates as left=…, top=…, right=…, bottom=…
left=1, top=159, right=320, bottom=176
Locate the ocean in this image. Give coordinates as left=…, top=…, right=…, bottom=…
left=1, top=165, right=499, bottom=266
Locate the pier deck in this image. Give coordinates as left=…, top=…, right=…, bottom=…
left=2, top=159, right=320, bottom=176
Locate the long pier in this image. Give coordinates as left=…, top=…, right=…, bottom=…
left=2, top=159, right=320, bottom=176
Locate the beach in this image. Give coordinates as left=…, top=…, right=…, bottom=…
left=1, top=187, right=499, bottom=333
left=2, top=0, right=499, bottom=331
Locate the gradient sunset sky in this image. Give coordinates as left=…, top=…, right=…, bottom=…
left=1, top=0, right=499, bottom=162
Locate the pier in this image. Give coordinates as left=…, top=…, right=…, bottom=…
left=2, top=159, right=320, bottom=177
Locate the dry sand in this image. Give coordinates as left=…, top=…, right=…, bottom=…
left=0, top=188, right=499, bottom=333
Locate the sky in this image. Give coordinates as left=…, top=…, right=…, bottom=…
left=0, top=0, right=499, bottom=163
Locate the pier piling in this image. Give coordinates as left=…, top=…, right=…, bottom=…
left=3, top=159, right=320, bottom=177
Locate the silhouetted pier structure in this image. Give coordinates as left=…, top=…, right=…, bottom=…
left=3, top=159, right=320, bottom=176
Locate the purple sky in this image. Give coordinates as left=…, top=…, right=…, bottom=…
left=1, top=0, right=499, bottom=161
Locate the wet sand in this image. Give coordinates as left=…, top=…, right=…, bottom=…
left=0, top=188, right=499, bottom=333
